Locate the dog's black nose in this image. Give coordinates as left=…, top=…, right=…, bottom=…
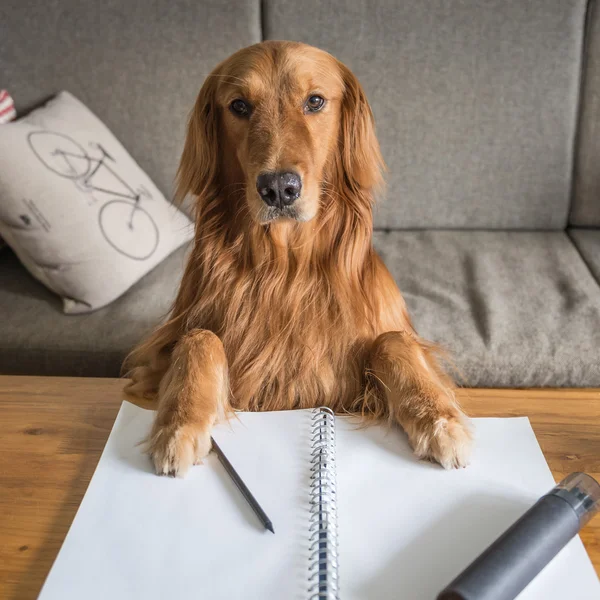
left=256, top=171, right=302, bottom=208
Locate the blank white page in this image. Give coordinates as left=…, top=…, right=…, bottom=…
left=38, top=402, right=600, bottom=600
left=39, top=402, right=313, bottom=600
left=335, top=417, right=600, bottom=599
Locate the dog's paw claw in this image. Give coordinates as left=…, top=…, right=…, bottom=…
left=411, top=415, right=472, bottom=469
left=147, top=424, right=212, bottom=477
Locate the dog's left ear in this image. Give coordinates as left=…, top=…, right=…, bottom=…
left=336, top=62, right=385, bottom=193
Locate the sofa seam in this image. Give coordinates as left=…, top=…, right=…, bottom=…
left=566, top=227, right=600, bottom=287
left=567, top=0, right=595, bottom=228
left=260, top=0, right=267, bottom=40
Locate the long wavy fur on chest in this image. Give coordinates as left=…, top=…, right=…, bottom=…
left=123, top=183, right=403, bottom=412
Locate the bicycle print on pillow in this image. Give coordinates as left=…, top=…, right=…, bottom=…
left=28, top=130, right=159, bottom=261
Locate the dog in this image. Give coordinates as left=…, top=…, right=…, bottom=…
left=124, top=41, right=472, bottom=476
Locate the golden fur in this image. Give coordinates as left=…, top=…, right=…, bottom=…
left=124, top=41, right=471, bottom=476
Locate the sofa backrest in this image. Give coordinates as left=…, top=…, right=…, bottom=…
left=0, top=0, right=260, bottom=203
left=264, top=0, right=587, bottom=230
left=0, top=0, right=593, bottom=230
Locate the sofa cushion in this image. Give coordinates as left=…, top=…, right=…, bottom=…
left=0, top=244, right=190, bottom=377
left=373, top=230, right=600, bottom=387
left=3, top=232, right=600, bottom=386
left=264, top=0, right=585, bottom=230
left=0, top=0, right=261, bottom=209
left=569, top=229, right=600, bottom=284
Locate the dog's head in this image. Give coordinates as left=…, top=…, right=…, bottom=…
left=177, top=41, right=383, bottom=225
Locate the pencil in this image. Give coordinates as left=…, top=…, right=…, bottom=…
left=211, top=437, right=275, bottom=534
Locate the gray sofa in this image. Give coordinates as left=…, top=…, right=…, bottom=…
left=1, top=0, right=600, bottom=387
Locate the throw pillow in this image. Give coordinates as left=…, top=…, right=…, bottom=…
left=0, top=91, right=193, bottom=313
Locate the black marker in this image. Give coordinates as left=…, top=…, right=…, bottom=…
left=438, top=473, right=600, bottom=600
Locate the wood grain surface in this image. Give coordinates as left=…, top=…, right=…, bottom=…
left=0, top=376, right=598, bottom=599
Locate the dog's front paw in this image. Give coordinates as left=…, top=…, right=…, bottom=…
left=409, top=414, right=472, bottom=469
left=147, top=423, right=212, bottom=477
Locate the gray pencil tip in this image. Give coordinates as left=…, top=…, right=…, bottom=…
left=266, top=522, right=275, bottom=534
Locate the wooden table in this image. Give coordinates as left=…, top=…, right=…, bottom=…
left=0, top=377, right=599, bottom=599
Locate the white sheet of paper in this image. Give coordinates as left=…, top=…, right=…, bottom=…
left=38, top=402, right=600, bottom=600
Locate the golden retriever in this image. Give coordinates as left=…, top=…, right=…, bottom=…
left=124, top=41, right=472, bottom=476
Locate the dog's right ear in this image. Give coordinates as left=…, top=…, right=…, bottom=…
left=175, top=74, right=220, bottom=206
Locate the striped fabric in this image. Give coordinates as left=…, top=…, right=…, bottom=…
left=0, top=90, right=13, bottom=249
left=0, top=90, right=16, bottom=124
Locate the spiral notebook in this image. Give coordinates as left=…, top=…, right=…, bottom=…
left=38, top=402, right=600, bottom=600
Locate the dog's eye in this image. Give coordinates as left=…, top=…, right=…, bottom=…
left=305, top=95, right=325, bottom=113
left=230, top=99, right=251, bottom=117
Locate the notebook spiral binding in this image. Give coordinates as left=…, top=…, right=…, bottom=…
left=308, top=407, right=340, bottom=600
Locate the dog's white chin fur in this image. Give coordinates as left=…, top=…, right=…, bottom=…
left=257, top=203, right=315, bottom=224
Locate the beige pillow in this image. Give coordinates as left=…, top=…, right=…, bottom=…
left=0, top=92, right=193, bottom=313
